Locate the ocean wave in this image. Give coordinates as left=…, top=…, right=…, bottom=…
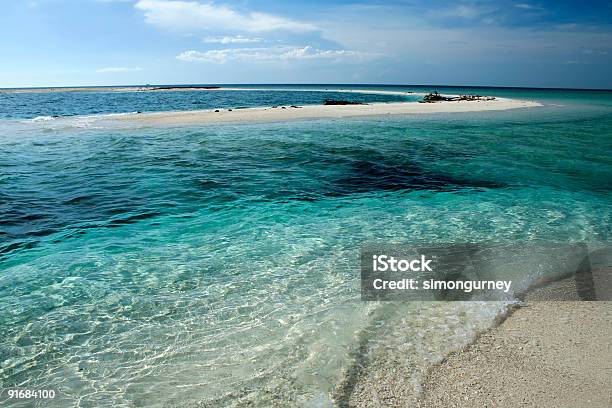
left=29, top=115, right=56, bottom=122
left=16, top=111, right=140, bottom=130
left=96, top=111, right=139, bottom=118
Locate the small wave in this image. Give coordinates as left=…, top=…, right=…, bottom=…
left=16, top=112, right=140, bottom=130
left=98, top=111, right=139, bottom=118
left=33, top=112, right=138, bottom=121
left=29, top=115, right=56, bottom=122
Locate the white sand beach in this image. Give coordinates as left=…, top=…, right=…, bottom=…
left=348, top=278, right=612, bottom=408
left=419, top=300, right=612, bottom=407
left=113, top=97, right=541, bottom=127
left=336, top=278, right=612, bottom=408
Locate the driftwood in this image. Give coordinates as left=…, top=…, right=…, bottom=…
left=421, top=91, right=496, bottom=103
left=323, top=99, right=366, bottom=105
left=422, top=91, right=451, bottom=102
left=456, top=94, right=496, bottom=101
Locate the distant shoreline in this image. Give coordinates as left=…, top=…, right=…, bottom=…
left=0, top=85, right=226, bottom=93
left=2, top=84, right=612, bottom=93
left=0, top=85, right=419, bottom=96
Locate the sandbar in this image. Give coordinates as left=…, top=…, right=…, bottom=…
left=111, top=97, right=541, bottom=127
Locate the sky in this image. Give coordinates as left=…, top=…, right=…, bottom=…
left=2, top=0, right=612, bottom=89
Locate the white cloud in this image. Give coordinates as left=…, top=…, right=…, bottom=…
left=514, top=3, right=544, bottom=10
left=203, top=35, right=262, bottom=44
left=134, top=0, right=317, bottom=33
left=555, top=23, right=579, bottom=30
left=564, top=60, right=591, bottom=65
left=319, top=10, right=612, bottom=65
left=176, top=46, right=372, bottom=63
left=96, top=67, right=143, bottom=73
left=582, top=48, right=608, bottom=55
left=440, top=5, right=487, bottom=19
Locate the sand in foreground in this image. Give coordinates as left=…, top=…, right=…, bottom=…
left=418, top=281, right=612, bottom=408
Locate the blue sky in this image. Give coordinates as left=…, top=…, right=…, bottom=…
left=2, top=0, right=612, bottom=88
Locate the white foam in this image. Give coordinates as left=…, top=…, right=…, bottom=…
left=29, top=115, right=56, bottom=122
left=15, top=112, right=140, bottom=131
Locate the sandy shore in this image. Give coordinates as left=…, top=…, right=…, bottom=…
left=110, top=98, right=540, bottom=127
left=417, top=279, right=612, bottom=408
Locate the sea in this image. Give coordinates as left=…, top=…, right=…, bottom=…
left=0, top=85, right=611, bottom=407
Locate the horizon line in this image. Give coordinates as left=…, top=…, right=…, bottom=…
left=2, top=83, right=612, bottom=92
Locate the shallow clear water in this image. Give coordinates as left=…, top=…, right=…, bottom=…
left=0, top=86, right=611, bottom=407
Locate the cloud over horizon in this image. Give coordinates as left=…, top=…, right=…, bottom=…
left=1, top=0, right=611, bottom=88
left=96, top=67, right=143, bottom=73
left=176, top=46, right=372, bottom=63
left=202, top=35, right=262, bottom=44
left=135, top=0, right=317, bottom=33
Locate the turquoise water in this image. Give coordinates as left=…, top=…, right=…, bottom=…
left=0, top=86, right=611, bottom=406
